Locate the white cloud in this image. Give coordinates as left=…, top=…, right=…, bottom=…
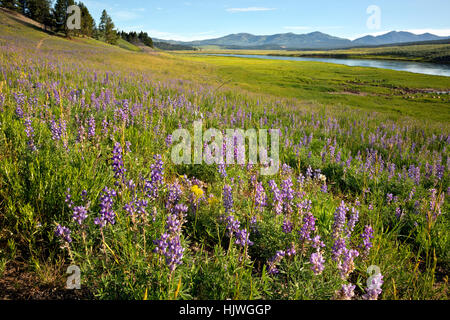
left=226, top=7, right=276, bottom=13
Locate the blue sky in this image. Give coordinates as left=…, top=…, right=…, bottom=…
left=83, top=0, right=450, bottom=41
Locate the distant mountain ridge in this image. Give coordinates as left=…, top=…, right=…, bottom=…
left=154, top=31, right=448, bottom=50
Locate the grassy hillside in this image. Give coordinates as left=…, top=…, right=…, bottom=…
left=0, top=10, right=448, bottom=301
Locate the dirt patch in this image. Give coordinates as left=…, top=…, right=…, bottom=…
left=36, top=38, right=49, bottom=49
left=0, top=262, right=92, bottom=300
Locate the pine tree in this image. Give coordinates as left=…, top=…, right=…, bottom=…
left=53, top=0, right=75, bottom=37
left=78, top=2, right=95, bottom=37
left=98, top=9, right=107, bottom=35
left=28, top=0, right=51, bottom=25
left=0, top=0, right=18, bottom=10
left=16, top=0, right=27, bottom=14
left=99, top=10, right=117, bottom=45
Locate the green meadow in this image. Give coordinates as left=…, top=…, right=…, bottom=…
left=181, top=54, right=450, bottom=122
left=0, top=9, right=448, bottom=301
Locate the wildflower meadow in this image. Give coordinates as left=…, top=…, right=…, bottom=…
left=0, top=8, right=448, bottom=302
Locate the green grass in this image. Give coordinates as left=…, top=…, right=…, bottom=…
left=116, top=38, right=143, bottom=52
left=0, top=9, right=448, bottom=301
left=181, top=54, right=450, bottom=122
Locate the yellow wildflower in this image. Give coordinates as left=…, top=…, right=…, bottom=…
left=191, top=185, right=204, bottom=200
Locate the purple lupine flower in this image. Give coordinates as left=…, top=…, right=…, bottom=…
left=153, top=232, right=169, bottom=255
left=360, top=225, right=374, bottom=256
left=50, top=119, right=65, bottom=141
left=174, top=203, right=189, bottom=216
left=346, top=207, right=359, bottom=238
left=332, top=237, right=347, bottom=262
left=218, top=163, right=227, bottom=178
left=225, top=215, right=240, bottom=236
left=338, top=248, right=359, bottom=279
left=281, top=178, right=294, bottom=214
left=250, top=216, right=258, bottom=232
left=24, top=117, right=37, bottom=151
left=428, top=188, right=444, bottom=221
left=282, top=219, right=293, bottom=234
left=336, top=284, right=356, bottom=300
left=435, top=164, right=444, bottom=181
left=321, top=183, right=328, bottom=193
left=55, top=224, right=72, bottom=243
left=167, top=182, right=182, bottom=210
left=235, top=228, right=253, bottom=247
left=332, top=201, right=348, bottom=238
left=165, top=236, right=185, bottom=271
left=268, top=180, right=282, bottom=215
left=254, top=182, right=267, bottom=211
left=281, top=163, right=292, bottom=175
left=306, top=166, right=313, bottom=179
left=87, top=115, right=96, bottom=139
left=267, top=250, right=285, bottom=275
left=298, top=199, right=312, bottom=214
left=72, top=206, right=88, bottom=225
left=15, top=105, right=24, bottom=119
left=94, top=187, right=117, bottom=228
left=386, top=193, right=393, bottom=205
left=125, top=141, right=132, bottom=154
left=223, top=184, right=234, bottom=214
left=111, top=142, right=126, bottom=183
left=395, top=207, right=404, bottom=219
left=286, top=243, right=297, bottom=257
left=362, top=273, right=384, bottom=300
left=101, top=117, right=109, bottom=135
left=165, top=134, right=173, bottom=147
left=299, top=212, right=316, bottom=241
left=65, top=189, right=74, bottom=208
left=312, top=235, right=325, bottom=250
left=81, top=190, right=88, bottom=202
left=123, top=201, right=135, bottom=216
left=0, top=93, right=5, bottom=111
left=135, top=199, right=148, bottom=216
left=408, top=187, right=416, bottom=201
left=77, top=125, right=86, bottom=142
left=166, top=214, right=182, bottom=234
left=145, top=155, right=164, bottom=200
left=310, top=252, right=325, bottom=275
left=154, top=202, right=186, bottom=271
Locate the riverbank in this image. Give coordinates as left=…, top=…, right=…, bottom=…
left=181, top=42, right=450, bottom=64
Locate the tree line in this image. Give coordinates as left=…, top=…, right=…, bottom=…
left=119, top=31, right=153, bottom=48
left=0, top=0, right=153, bottom=47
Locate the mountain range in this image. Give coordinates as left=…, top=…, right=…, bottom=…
left=154, top=31, right=448, bottom=50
